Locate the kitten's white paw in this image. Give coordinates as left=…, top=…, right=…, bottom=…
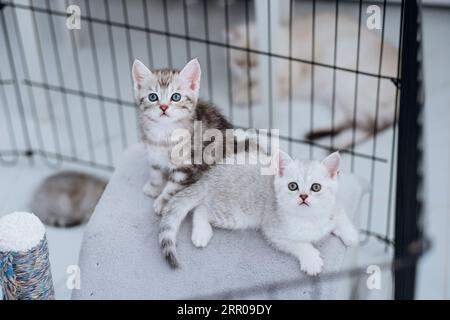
left=153, top=197, right=165, bottom=216
left=338, top=226, right=359, bottom=247
left=299, top=249, right=323, bottom=276
left=143, top=181, right=161, bottom=198
left=191, top=224, right=213, bottom=248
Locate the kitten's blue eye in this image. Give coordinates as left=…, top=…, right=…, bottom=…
left=311, top=183, right=322, bottom=192
left=148, top=93, right=158, bottom=102
left=171, top=93, right=181, bottom=102
left=288, top=182, right=298, bottom=191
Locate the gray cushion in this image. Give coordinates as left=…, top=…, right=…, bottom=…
left=72, top=144, right=366, bottom=299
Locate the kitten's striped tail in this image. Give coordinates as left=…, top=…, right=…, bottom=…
left=158, top=183, right=206, bottom=268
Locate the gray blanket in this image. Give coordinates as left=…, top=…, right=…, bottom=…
left=72, top=144, right=367, bottom=299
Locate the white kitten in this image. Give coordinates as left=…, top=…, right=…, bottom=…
left=265, top=151, right=358, bottom=275
left=159, top=150, right=358, bottom=275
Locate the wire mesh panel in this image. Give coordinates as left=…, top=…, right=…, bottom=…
left=0, top=0, right=425, bottom=298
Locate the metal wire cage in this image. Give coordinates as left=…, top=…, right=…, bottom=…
left=0, top=0, right=426, bottom=299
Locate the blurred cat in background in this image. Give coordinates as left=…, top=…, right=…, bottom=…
left=30, top=171, right=107, bottom=227
left=226, top=13, right=398, bottom=149
left=159, top=150, right=358, bottom=275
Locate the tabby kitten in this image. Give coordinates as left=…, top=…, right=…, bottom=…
left=30, top=171, right=107, bottom=227
left=159, top=151, right=358, bottom=275
left=132, top=58, right=233, bottom=214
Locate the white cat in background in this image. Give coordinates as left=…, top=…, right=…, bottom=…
left=227, top=13, right=398, bottom=149
left=159, top=150, right=358, bottom=275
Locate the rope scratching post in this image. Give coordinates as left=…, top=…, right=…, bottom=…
left=0, top=212, right=54, bottom=300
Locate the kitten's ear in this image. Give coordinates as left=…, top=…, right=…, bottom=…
left=180, top=58, right=201, bottom=92
left=276, top=150, right=293, bottom=177
left=322, top=151, right=341, bottom=178
left=132, top=59, right=152, bottom=90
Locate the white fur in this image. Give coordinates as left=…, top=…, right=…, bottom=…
left=171, top=171, right=187, bottom=183
left=227, top=13, right=398, bottom=148
left=160, top=151, right=359, bottom=275
left=154, top=181, right=184, bottom=215
left=191, top=206, right=213, bottom=248
left=264, top=151, right=356, bottom=274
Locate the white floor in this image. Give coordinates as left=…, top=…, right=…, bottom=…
left=0, top=2, right=449, bottom=299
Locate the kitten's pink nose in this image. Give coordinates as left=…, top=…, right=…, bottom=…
left=160, top=104, right=169, bottom=112
left=299, top=194, right=308, bottom=201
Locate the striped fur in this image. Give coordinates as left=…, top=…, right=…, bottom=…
left=158, top=182, right=208, bottom=268
left=132, top=59, right=233, bottom=215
